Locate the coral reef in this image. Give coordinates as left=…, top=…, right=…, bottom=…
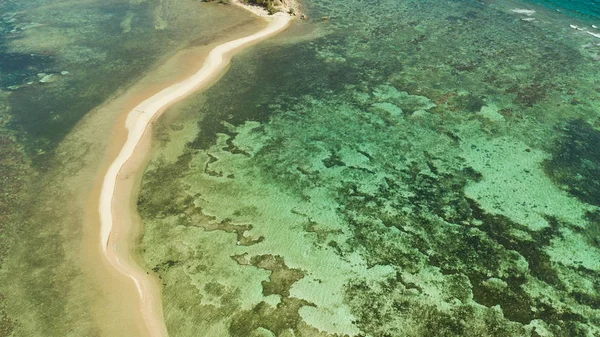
left=138, top=0, right=600, bottom=336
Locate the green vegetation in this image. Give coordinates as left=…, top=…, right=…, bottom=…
left=204, top=0, right=285, bottom=14
left=245, top=0, right=280, bottom=14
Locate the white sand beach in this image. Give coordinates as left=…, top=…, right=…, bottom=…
left=97, top=11, right=292, bottom=337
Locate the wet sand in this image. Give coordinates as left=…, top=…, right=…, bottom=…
left=91, top=10, right=291, bottom=337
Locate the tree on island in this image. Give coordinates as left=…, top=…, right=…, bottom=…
left=203, top=0, right=287, bottom=15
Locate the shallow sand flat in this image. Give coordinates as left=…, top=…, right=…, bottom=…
left=95, top=10, right=291, bottom=337
left=0, top=1, right=280, bottom=336
left=14, top=6, right=272, bottom=337
left=461, top=136, right=594, bottom=230
left=99, top=12, right=292, bottom=250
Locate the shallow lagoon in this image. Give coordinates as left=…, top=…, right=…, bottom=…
left=1, top=0, right=600, bottom=335
left=0, top=1, right=260, bottom=335
left=139, top=0, right=600, bottom=336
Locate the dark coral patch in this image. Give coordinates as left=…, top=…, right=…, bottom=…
left=544, top=119, right=600, bottom=206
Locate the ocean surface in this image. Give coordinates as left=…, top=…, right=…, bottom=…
left=2, top=0, right=600, bottom=336
left=527, top=0, right=600, bottom=19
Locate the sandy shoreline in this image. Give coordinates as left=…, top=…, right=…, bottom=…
left=96, top=9, right=292, bottom=337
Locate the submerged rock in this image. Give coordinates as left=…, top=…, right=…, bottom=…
left=38, top=74, right=55, bottom=83
left=373, top=85, right=436, bottom=114
left=477, top=104, right=505, bottom=122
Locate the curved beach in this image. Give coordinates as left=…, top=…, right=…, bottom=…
left=97, top=11, right=291, bottom=337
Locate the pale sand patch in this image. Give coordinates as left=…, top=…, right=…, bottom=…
left=461, top=136, right=594, bottom=231
left=97, top=11, right=292, bottom=337
left=80, top=26, right=266, bottom=337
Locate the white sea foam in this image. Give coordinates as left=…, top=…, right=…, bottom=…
left=512, top=9, right=536, bottom=16
left=587, top=31, right=600, bottom=39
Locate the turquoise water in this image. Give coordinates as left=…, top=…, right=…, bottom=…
left=528, top=0, right=600, bottom=19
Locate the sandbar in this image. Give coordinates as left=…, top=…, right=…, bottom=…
left=97, top=10, right=292, bottom=337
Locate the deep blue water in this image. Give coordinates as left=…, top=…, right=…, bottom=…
left=531, top=0, right=600, bottom=20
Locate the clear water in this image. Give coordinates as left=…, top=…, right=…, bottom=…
left=139, top=0, right=600, bottom=336
left=527, top=0, right=600, bottom=19
left=2, top=0, right=600, bottom=335
left=0, top=1, right=262, bottom=336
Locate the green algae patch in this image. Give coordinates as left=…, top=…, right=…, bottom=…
left=544, top=119, right=600, bottom=206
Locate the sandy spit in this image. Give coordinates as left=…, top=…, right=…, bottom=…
left=97, top=12, right=292, bottom=337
